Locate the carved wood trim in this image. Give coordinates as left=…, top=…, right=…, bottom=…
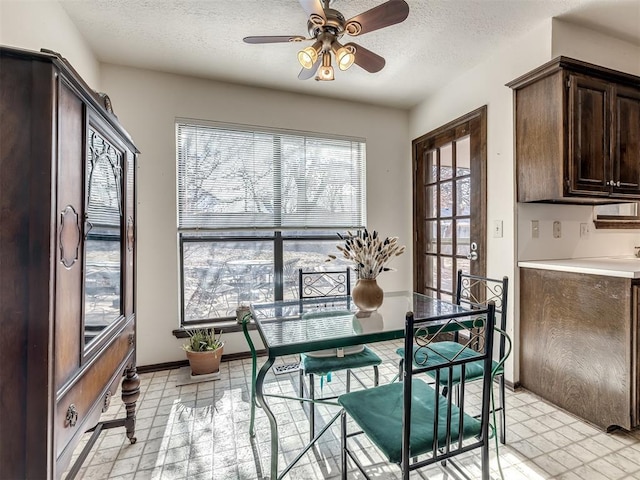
left=59, top=205, right=81, bottom=268
left=127, top=216, right=134, bottom=252
left=102, top=391, right=112, bottom=413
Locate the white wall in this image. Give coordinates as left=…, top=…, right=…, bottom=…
left=518, top=204, right=640, bottom=260
left=0, top=0, right=100, bottom=89
left=552, top=19, right=640, bottom=76
left=99, top=64, right=411, bottom=366
left=410, top=20, right=554, bottom=384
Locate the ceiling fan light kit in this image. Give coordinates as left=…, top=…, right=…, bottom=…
left=331, top=41, right=355, bottom=71
left=243, top=0, right=409, bottom=82
left=316, top=52, right=335, bottom=81
left=298, top=40, right=322, bottom=69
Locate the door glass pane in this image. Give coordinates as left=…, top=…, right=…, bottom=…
left=441, top=256, right=453, bottom=293
left=456, top=177, right=471, bottom=215
left=426, top=150, right=437, bottom=183
left=440, top=143, right=453, bottom=180
left=426, top=185, right=437, bottom=218
left=432, top=258, right=439, bottom=291
left=425, top=220, right=437, bottom=253
left=456, top=135, right=471, bottom=176
left=458, top=257, right=470, bottom=277
left=441, top=220, right=452, bottom=254
left=84, top=128, right=123, bottom=347
left=440, top=181, right=453, bottom=217
left=424, top=255, right=435, bottom=289
left=456, top=219, right=470, bottom=256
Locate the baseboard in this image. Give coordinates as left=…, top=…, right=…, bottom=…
left=137, top=349, right=267, bottom=374
left=507, top=379, right=521, bottom=391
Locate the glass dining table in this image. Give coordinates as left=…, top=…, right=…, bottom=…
left=241, top=290, right=474, bottom=480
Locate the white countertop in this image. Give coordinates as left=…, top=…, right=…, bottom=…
left=518, top=256, right=640, bottom=278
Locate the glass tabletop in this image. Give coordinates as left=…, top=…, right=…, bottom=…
left=250, top=291, right=472, bottom=357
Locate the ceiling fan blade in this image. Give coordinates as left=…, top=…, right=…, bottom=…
left=298, top=57, right=322, bottom=80
left=298, top=0, right=326, bottom=23
left=345, top=0, right=409, bottom=36
left=243, top=35, right=307, bottom=44
left=345, top=43, right=386, bottom=73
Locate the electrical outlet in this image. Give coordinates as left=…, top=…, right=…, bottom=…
left=493, top=220, right=503, bottom=238
left=553, top=221, right=561, bottom=238
left=580, top=223, right=589, bottom=238
left=531, top=220, right=539, bottom=238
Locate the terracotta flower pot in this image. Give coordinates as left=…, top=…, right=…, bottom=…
left=352, top=278, right=384, bottom=312
left=186, top=345, right=224, bottom=376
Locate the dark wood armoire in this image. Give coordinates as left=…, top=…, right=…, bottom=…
left=0, top=46, right=139, bottom=479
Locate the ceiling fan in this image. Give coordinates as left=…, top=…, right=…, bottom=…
left=243, top=0, right=410, bottom=81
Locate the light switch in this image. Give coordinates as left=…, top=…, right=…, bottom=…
left=580, top=223, right=589, bottom=238
left=493, top=220, right=503, bottom=238
left=553, top=221, right=561, bottom=238
left=531, top=220, right=539, bottom=238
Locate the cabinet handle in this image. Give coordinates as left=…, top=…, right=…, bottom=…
left=616, top=181, right=621, bottom=187
left=608, top=180, right=614, bottom=186
left=66, top=404, right=78, bottom=427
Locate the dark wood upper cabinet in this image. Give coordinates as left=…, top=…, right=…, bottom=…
left=508, top=57, right=640, bottom=203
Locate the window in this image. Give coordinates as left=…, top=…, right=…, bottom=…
left=594, top=203, right=640, bottom=229
left=176, top=120, right=366, bottom=324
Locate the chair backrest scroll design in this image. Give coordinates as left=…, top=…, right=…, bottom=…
left=402, top=302, right=496, bottom=472
left=298, top=267, right=351, bottom=299
left=455, top=269, right=508, bottom=358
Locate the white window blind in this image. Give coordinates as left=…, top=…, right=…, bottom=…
left=177, top=121, right=366, bottom=230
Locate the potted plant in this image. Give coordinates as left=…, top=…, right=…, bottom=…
left=326, top=228, right=405, bottom=311
left=182, top=328, right=224, bottom=376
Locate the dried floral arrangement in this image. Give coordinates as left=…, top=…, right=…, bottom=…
left=327, top=228, right=405, bottom=279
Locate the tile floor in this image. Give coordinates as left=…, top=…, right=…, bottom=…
left=67, top=340, right=640, bottom=480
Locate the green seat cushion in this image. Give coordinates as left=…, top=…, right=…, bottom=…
left=301, top=346, right=382, bottom=377
left=338, top=378, right=482, bottom=464
left=397, top=341, right=498, bottom=385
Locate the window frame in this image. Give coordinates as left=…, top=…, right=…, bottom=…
left=593, top=202, right=640, bottom=229
left=176, top=119, right=366, bottom=327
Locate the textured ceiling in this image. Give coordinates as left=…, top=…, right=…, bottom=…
left=59, top=0, right=640, bottom=109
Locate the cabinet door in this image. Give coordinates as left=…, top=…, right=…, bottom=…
left=55, top=79, right=85, bottom=388
left=567, top=74, right=610, bottom=196
left=83, top=114, right=126, bottom=354
left=612, top=85, right=640, bottom=197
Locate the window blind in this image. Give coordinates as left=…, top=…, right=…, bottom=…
left=177, top=121, right=366, bottom=230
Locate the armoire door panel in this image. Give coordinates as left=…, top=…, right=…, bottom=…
left=55, top=79, right=84, bottom=389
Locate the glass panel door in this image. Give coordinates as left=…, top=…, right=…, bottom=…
left=413, top=107, right=487, bottom=299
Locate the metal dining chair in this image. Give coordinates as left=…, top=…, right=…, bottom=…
left=396, top=270, right=510, bottom=444
left=297, top=268, right=382, bottom=442
left=339, top=304, right=496, bottom=479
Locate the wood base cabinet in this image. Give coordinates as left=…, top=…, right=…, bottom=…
left=508, top=57, right=640, bottom=203
left=0, top=46, right=139, bottom=479
left=520, top=268, right=639, bottom=431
